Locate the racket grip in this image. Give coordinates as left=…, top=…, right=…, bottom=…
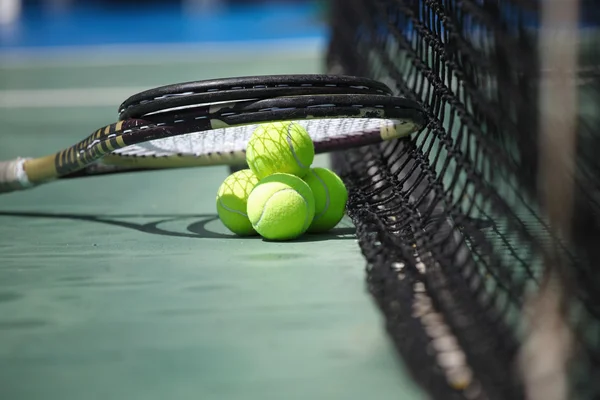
left=0, top=158, right=33, bottom=193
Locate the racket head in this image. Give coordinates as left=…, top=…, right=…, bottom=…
left=62, top=92, right=426, bottom=177
left=108, top=86, right=428, bottom=170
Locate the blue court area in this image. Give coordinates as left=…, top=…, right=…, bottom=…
left=0, top=1, right=425, bottom=399
left=0, top=1, right=326, bottom=48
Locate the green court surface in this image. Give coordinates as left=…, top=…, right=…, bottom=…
left=0, top=46, right=424, bottom=399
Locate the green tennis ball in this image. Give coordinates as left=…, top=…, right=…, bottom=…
left=216, top=169, right=259, bottom=236
left=247, top=173, right=315, bottom=241
left=303, top=167, right=348, bottom=233
left=246, top=121, right=315, bottom=179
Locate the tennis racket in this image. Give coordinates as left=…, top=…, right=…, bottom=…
left=0, top=74, right=427, bottom=193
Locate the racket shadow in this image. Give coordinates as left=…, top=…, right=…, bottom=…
left=0, top=210, right=222, bottom=239
left=0, top=211, right=357, bottom=241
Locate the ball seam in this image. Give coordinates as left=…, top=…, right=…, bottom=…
left=254, top=188, right=311, bottom=233
left=218, top=198, right=249, bottom=217
left=286, top=122, right=310, bottom=170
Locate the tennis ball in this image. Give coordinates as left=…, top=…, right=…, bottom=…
left=247, top=173, right=315, bottom=241
left=303, top=167, right=348, bottom=233
left=216, top=169, right=259, bottom=236
left=246, top=121, right=315, bottom=179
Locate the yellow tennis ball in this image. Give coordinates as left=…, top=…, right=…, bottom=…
left=246, top=121, right=315, bottom=179
left=247, top=173, right=315, bottom=241
left=303, top=167, right=348, bottom=233
left=216, top=169, right=259, bottom=236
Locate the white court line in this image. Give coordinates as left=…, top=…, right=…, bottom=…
left=0, top=37, right=325, bottom=109
left=0, top=87, right=148, bottom=108
left=0, top=37, right=325, bottom=69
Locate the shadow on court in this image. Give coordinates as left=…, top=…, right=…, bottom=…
left=0, top=211, right=356, bottom=241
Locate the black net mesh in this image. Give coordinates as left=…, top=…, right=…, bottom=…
left=326, top=1, right=600, bottom=399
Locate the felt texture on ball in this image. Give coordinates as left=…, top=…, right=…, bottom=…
left=303, top=167, right=348, bottom=233
left=247, top=173, right=315, bottom=241
left=216, top=169, right=259, bottom=235
left=246, top=121, right=315, bottom=179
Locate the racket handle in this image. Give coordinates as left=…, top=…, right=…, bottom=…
left=0, top=158, right=34, bottom=193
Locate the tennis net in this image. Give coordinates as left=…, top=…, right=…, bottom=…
left=327, top=1, right=600, bottom=399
